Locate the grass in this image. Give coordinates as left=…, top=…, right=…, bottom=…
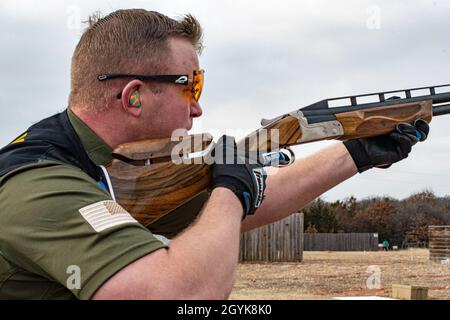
left=230, top=249, right=450, bottom=300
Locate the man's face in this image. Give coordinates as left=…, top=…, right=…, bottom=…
left=140, top=37, right=203, bottom=138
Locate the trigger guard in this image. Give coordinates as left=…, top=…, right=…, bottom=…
left=279, top=148, right=296, bottom=167
left=261, top=148, right=295, bottom=167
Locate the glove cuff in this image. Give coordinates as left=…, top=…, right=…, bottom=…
left=343, top=140, right=373, bottom=173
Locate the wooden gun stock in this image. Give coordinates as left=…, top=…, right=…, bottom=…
left=107, top=134, right=213, bottom=227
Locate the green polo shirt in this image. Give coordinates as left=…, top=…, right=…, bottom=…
left=0, top=109, right=168, bottom=300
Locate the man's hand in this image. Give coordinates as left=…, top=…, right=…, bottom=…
left=343, top=119, right=429, bottom=173
left=211, top=135, right=266, bottom=219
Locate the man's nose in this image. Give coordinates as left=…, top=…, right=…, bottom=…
left=190, top=100, right=203, bottom=118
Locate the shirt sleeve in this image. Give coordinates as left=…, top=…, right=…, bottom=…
left=0, top=162, right=168, bottom=299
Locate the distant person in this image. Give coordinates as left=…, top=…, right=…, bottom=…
left=383, top=240, right=390, bottom=251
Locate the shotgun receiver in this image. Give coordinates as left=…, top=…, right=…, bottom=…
left=106, top=83, right=450, bottom=234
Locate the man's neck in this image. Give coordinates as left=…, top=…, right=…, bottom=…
left=70, top=107, right=132, bottom=149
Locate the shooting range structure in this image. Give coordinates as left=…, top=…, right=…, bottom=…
left=239, top=212, right=304, bottom=262
left=304, top=233, right=379, bottom=251
left=428, top=226, right=450, bottom=262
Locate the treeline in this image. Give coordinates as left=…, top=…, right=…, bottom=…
left=302, top=190, right=450, bottom=247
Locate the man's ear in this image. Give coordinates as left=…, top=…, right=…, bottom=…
left=120, top=79, right=144, bottom=117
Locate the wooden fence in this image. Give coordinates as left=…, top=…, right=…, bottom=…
left=239, top=212, right=304, bottom=262
left=429, top=226, right=450, bottom=262
left=304, top=233, right=379, bottom=251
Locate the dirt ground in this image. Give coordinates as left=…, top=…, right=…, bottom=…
left=229, top=249, right=450, bottom=300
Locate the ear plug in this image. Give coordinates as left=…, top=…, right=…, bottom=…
left=129, top=91, right=142, bottom=108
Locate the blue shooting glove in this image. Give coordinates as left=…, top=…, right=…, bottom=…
left=210, top=135, right=267, bottom=219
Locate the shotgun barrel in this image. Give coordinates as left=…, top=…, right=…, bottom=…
left=432, top=103, right=450, bottom=116
left=258, top=84, right=450, bottom=127
left=297, top=84, right=450, bottom=122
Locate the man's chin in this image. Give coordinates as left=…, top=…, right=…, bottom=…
left=169, top=122, right=191, bottom=138
left=170, top=128, right=189, bottom=138
left=187, top=119, right=193, bottom=131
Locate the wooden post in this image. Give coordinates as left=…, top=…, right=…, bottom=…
left=392, top=284, right=428, bottom=300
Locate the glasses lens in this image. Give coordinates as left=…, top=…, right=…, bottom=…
left=192, top=69, right=204, bottom=101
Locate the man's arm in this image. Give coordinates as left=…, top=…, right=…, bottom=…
left=242, top=142, right=357, bottom=232
left=93, top=187, right=243, bottom=299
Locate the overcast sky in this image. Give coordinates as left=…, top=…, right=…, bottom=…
left=1, top=0, right=450, bottom=202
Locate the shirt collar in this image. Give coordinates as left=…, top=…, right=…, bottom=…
left=67, top=108, right=112, bottom=166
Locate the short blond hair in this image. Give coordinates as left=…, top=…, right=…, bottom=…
left=69, top=9, right=203, bottom=112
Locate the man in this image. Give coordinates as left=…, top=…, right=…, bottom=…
left=0, top=9, right=428, bottom=299
left=383, top=240, right=390, bottom=251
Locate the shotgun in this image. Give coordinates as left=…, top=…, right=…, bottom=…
left=105, top=83, right=450, bottom=235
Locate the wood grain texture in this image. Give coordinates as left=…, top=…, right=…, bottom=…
left=108, top=160, right=211, bottom=226
left=107, top=135, right=212, bottom=226
left=237, top=115, right=302, bottom=152
left=336, top=101, right=433, bottom=140
left=112, top=133, right=213, bottom=161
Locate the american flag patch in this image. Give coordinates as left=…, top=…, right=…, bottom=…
left=78, top=200, right=138, bottom=232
